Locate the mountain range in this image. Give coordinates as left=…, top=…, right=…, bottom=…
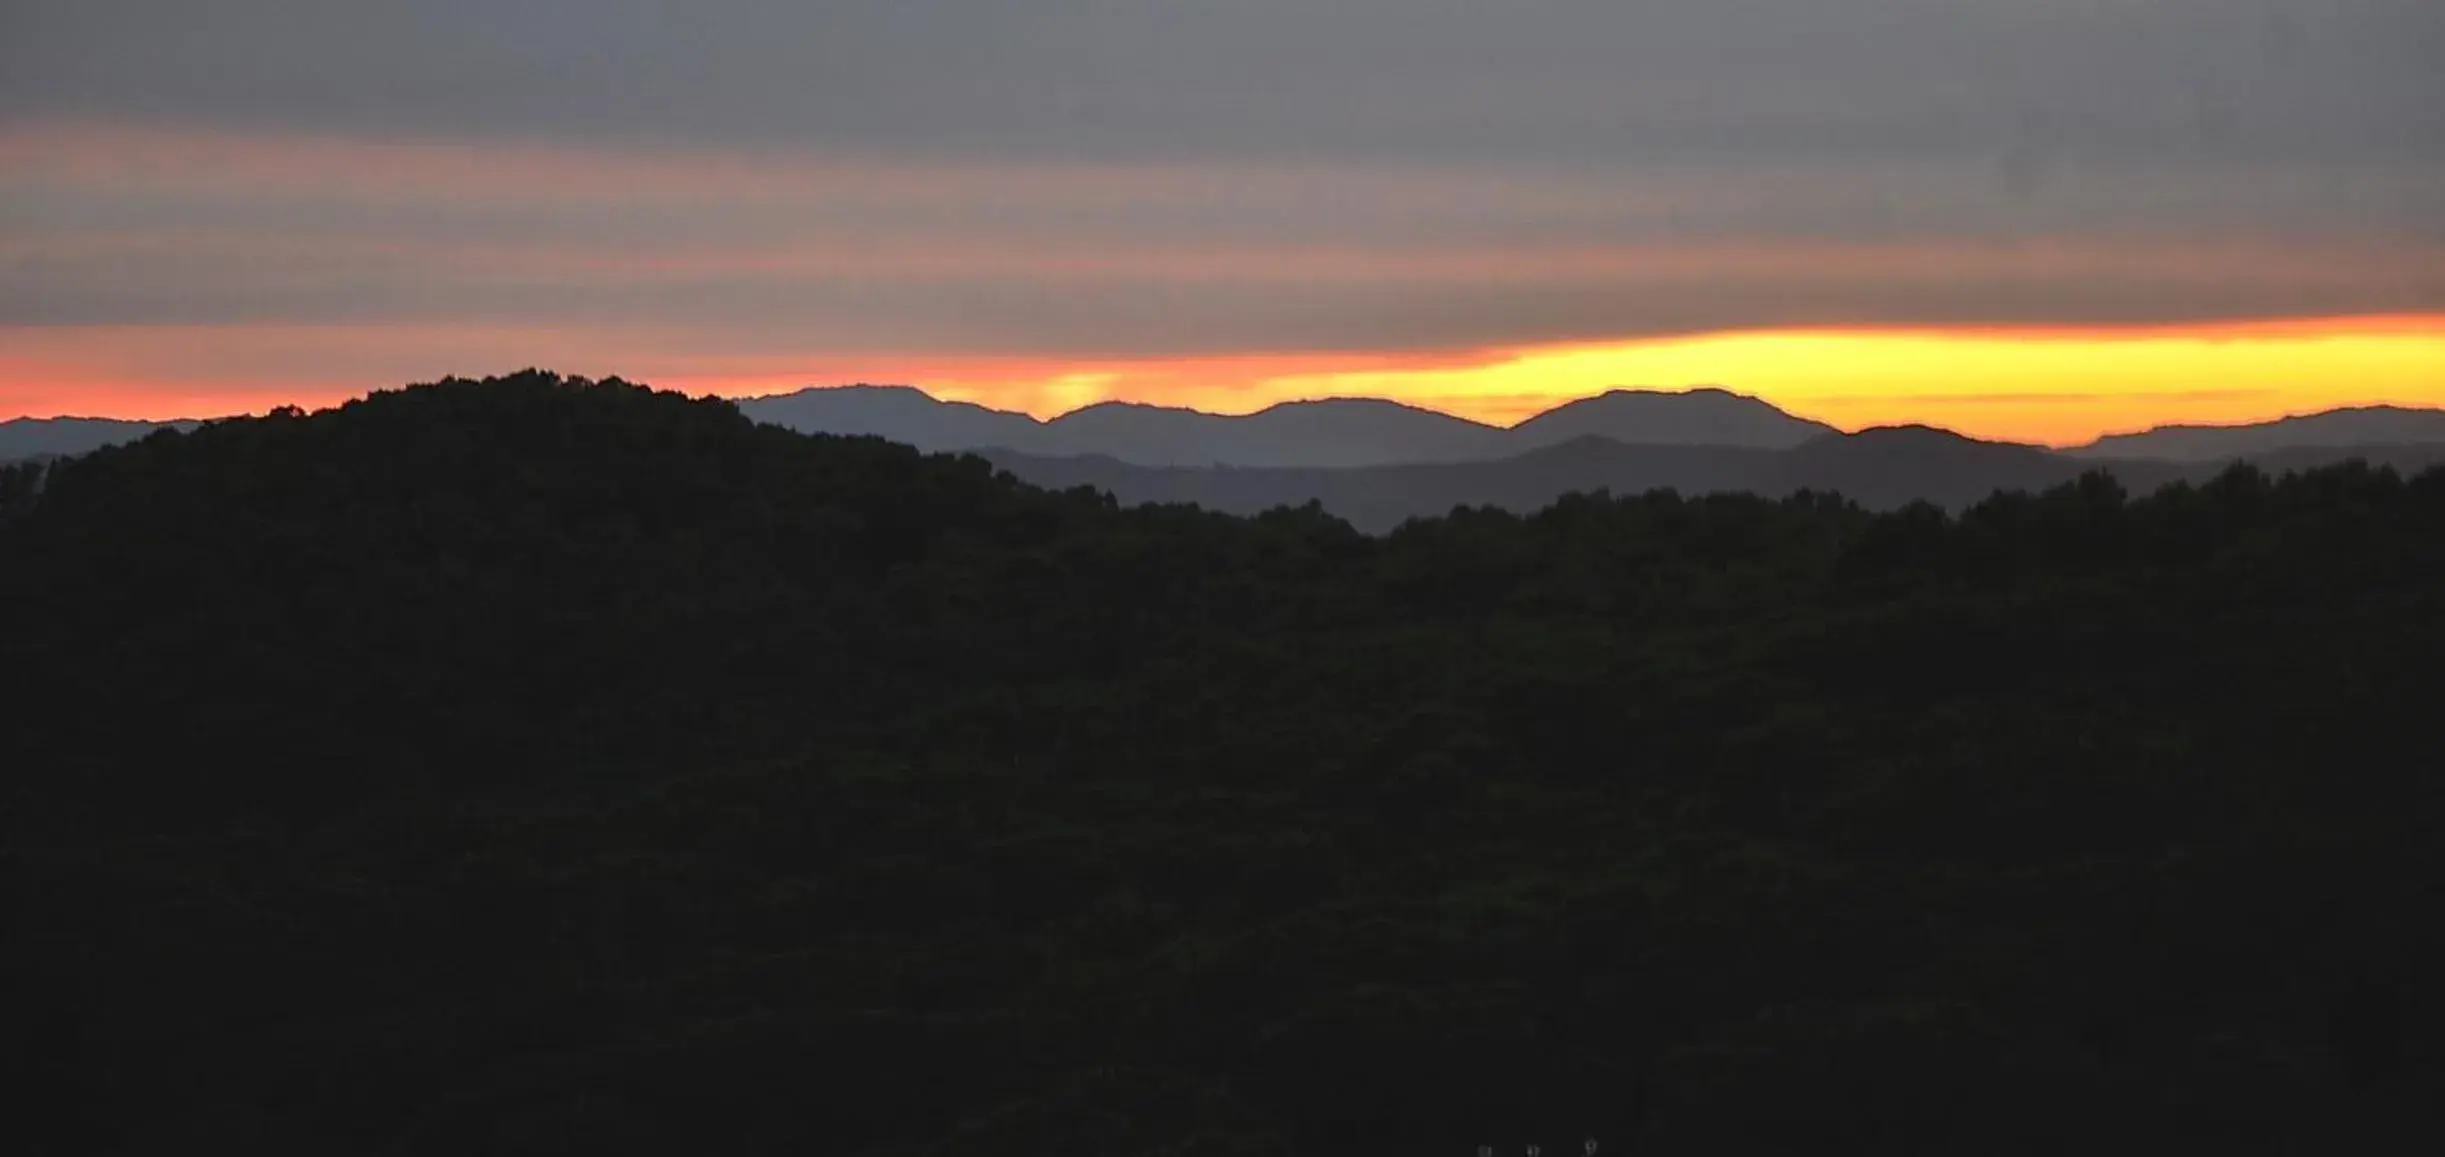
left=11, top=386, right=2445, bottom=531
left=735, top=383, right=1840, bottom=466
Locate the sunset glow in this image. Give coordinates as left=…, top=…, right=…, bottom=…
left=1180, top=316, right=2445, bottom=443
left=9, top=316, right=2441, bottom=446
left=8, top=3, right=2443, bottom=446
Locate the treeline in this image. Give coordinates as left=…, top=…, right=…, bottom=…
left=4, top=373, right=2440, bottom=1154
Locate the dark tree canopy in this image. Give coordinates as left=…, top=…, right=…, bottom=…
left=5, top=372, right=2441, bottom=1154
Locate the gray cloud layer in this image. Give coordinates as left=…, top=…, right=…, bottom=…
left=7, top=132, right=2439, bottom=350
left=3, top=1, right=2441, bottom=359
left=6, top=1, right=2440, bottom=164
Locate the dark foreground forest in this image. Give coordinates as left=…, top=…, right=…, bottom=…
left=4, top=373, right=2440, bottom=1155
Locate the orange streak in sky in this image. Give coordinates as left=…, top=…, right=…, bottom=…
left=6, top=316, right=2443, bottom=447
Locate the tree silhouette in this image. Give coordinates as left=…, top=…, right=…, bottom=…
left=3, top=372, right=2440, bottom=1154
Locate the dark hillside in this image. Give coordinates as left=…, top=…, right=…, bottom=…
left=6, top=372, right=2442, bottom=1155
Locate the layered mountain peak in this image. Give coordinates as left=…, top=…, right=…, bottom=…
left=739, top=383, right=1046, bottom=454
left=18, top=382, right=2445, bottom=479
left=1508, top=386, right=1839, bottom=450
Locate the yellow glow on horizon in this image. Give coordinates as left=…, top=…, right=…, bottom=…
left=907, top=316, right=2445, bottom=445
left=6, top=316, right=2441, bottom=447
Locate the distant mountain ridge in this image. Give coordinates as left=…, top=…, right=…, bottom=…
left=2067, top=405, right=2445, bottom=461
left=1040, top=396, right=1510, bottom=468
left=3, top=385, right=1844, bottom=468
left=735, top=384, right=1834, bottom=466
left=737, top=385, right=2445, bottom=472
left=13, top=387, right=2445, bottom=500
left=1507, top=387, right=1833, bottom=451
left=0, top=416, right=201, bottom=462
left=731, top=384, right=1046, bottom=456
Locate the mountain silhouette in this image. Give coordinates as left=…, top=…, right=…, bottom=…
left=1769, top=425, right=2076, bottom=510
left=742, top=385, right=2444, bottom=469
left=735, top=383, right=1046, bottom=453
left=1049, top=396, right=1506, bottom=467
left=742, top=389, right=1511, bottom=467
left=1509, top=386, right=1836, bottom=449
left=20, top=387, right=2445, bottom=477
left=2068, top=405, right=2445, bottom=461
left=0, top=416, right=200, bottom=461
left=740, top=384, right=1809, bottom=466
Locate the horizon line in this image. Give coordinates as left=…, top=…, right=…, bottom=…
left=11, top=375, right=2445, bottom=454
left=8, top=311, right=2444, bottom=443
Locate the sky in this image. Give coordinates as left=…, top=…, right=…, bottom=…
left=3, top=1, right=2441, bottom=443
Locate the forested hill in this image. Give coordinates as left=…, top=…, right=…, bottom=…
left=6, top=372, right=2443, bottom=1154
